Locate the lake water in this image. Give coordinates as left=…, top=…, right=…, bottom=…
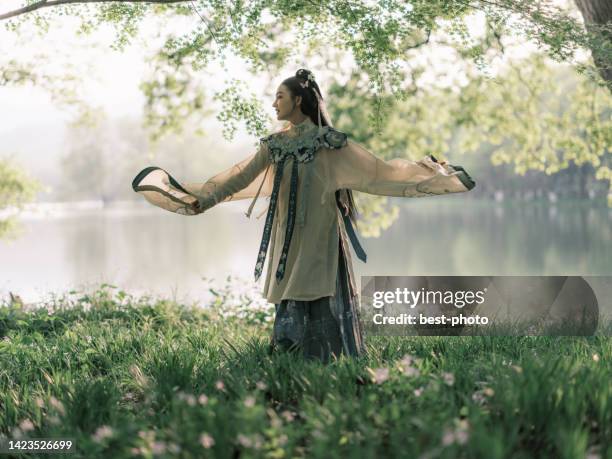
left=1, top=197, right=611, bottom=310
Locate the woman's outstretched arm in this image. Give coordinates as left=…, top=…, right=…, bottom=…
left=132, top=141, right=273, bottom=216
left=184, top=141, right=273, bottom=213
left=329, top=139, right=475, bottom=197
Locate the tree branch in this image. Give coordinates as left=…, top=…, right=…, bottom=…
left=0, top=0, right=188, bottom=21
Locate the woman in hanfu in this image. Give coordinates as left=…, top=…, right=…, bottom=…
left=132, top=68, right=476, bottom=364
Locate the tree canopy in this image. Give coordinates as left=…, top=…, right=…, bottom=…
left=2, top=1, right=609, bottom=135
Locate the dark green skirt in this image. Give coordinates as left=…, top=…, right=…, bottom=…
left=269, top=237, right=366, bottom=363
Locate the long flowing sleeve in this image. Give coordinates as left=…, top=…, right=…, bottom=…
left=132, top=141, right=273, bottom=216
left=329, top=139, right=475, bottom=197
left=184, top=141, right=272, bottom=212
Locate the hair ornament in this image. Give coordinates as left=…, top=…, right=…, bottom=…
left=297, top=69, right=316, bottom=83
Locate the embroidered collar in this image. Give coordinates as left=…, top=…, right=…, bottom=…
left=264, top=125, right=348, bottom=164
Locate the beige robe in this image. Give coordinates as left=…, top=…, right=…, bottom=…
left=132, top=133, right=475, bottom=304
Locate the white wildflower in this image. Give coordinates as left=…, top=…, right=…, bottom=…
left=19, top=419, right=34, bottom=432
left=281, top=410, right=295, bottom=422
left=442, top=428, right=455, bottom=446
left=48, top=396, right=65, bottom=415
left=92, top=425, right=114, bottom=443
left=368, top=367, right=390, bottom=384
left=244, top=396, right=256, bottom=408
left=151, top=441, right=166, bottom=455
left=442, top=372, right=455, bottom=386
left=200, top=433, right=215, bottom=449
left=237, top=434, right=252, bottom=448
left=256, top=381, right=268, bottom=391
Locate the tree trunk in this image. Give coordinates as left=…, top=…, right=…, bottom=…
left=574, top=0, right=612, bottom=91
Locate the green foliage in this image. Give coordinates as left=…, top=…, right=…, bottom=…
left=2, top=0, right=608, bottom=142
left=139, top=54, right=211, bottom=144
left=94, top=3, right=149, bottom=51
left=0, top=284, right=610, bottom=457
left=214, top=78, right=270, bottom=141
left=352, top=195, right=400, bottom=239
left=0, top=158, right=40, bottom=208
left=452, top=54, right=612, bottom=204
left=0, top=157, right=43, bottom=238
left=330, top=54, right=612, bottom=238
left=0, top=59, right=36, bottom=85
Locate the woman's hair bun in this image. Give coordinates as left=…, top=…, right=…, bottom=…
left=295, top=68, right=314, bottom=80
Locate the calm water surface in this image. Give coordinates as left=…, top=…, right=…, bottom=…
left=1, top=197, right=611, bottom=306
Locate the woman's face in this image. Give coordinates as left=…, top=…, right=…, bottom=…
left=272, top=84, right=300, bottom=120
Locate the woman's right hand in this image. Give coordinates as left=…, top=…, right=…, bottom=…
left=190, top=198, right=203, bottom=214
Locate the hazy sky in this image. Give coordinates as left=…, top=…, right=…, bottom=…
left=1, top=2, right=326, bottom=138
left=0, top=6, right=280, bottom=191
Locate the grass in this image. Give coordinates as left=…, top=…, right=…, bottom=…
left=0, top=284, right=610, bottom=459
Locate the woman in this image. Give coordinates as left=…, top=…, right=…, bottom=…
left=132, top=68, right=476, bottom=364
